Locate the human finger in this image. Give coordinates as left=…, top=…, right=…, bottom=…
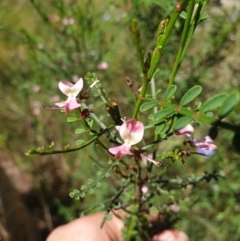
left=46, top=212, right=123, bottom=241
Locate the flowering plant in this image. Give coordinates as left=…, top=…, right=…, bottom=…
left=27, top=0, right=240, bottom=240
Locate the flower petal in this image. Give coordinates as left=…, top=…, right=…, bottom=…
left=58, top=78, right=83, bottom=97
left=109, top=143, right=132, bottom=158
left=194, top=136, right=217, bottom=151
left=65, top=98, right=81, bottom=112
left=119, top=119, right=144, bottom=145
left=175, top=124, right=194, bottom=138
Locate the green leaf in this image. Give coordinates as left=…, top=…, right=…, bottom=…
left=163, top=85, right=177, bottom=101
left=87, top=118, right=94, bottom=128
left=75, top=128, right=86, bottom=134
left=200, top=93, right=226, bottom=113
left=87, top=179, right=94, bottom=184
left=76, top=140, right=85, bottom=146
left=96, top=182, right=102, bottom=188
left=218, top=92, right=239, bottom=119
left=67, top=117, right=79, bottom=122
left=140, top=100, right=158, bottom=112
left=155, top=123, right=167, bottom=135
left=88, top=189, right=94, bottom=194
left=180, top=11, right=187, bottom=19
left=105, top=173, right=110, bottom=178
left=97, top=171, right=103, bottom=176
left=106, top=213, right=112, bottom=220
left=153, top=108, right=175, bottom=121
left=63, top=144, right=70, bottom=150
left=180, top=85, right=202, bottom=106
left=80, top=185, right=86, bottom=190
left=72, top=189, right=80, bottom=194
left=173, top=116, right=193, bottom=131
left=48, top=141, right=55, bottom=150
left=80, top=193, right=85, bottom=198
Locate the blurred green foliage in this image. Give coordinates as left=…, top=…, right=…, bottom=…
left=0, top=0, right=240, bottom=240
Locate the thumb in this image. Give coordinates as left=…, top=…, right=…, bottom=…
left=149, top=229, right=189, bottom=241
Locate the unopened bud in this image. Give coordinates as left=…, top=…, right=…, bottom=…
left=126, top=77, right=133, bottom=89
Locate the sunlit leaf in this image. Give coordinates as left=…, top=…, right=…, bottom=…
left=200, top=93, right=226, bottom=113
left=80, top=185, right=86, bottom=190
left=155, top=123, right=167, bottom=135
left=173, top=116, right=193, bottom=131
left=75, top=128, right=86, bottom=134
left=88, top=188, right=94, bottom=194
left=67, top=117, right=79, bottom=122
left=180, top=85, right=202, bottom=106
left=76, top=139, right=85, bottom=146
left=218, top=92, right=239, bottom=119
left=140, top=100, right=158, bottom=112
left=106, top=213, right=112, bottom=220
left=153, top=108, right=175, bottom=121
left=87, top=179, right=93, bottom=184
left=163, top=85, right=177, bottom=101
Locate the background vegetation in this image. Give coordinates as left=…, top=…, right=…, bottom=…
left=0, top=0, right=240, bottom=240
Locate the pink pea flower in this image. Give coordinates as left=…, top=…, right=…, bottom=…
left=169, top=204, right=180, bottom=213
left=175, top=124, right=194, bottom=138
left=109, top=119, right=144, bottom=159
left=97, top=61, right=109, bottom=70
left=62, top=17, right=74, bottom=25
left=176, top=124, right=217, bottom=157
left=55, top=78, right=83, bottom=113
left=194, top=136, right=217, bottom=156
left=141, top=185, right=149, bottom=194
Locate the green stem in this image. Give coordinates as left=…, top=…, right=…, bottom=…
left=27, top=125, right=114, bottom=155
left=132, top=0, right=190, bottom=119
left=168, top=0, right=195, bottom=86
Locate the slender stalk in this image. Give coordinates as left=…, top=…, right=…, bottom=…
left=132, top=0, right=190, bottom=119
left=168, top=0, right=195, bottom=86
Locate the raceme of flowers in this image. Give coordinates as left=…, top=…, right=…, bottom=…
left=175, top=124, right=217, bottom=157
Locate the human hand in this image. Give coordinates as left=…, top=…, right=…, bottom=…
left=46, top=212, right=188, bottom=241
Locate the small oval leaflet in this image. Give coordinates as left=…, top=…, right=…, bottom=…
left=75, top=128, right=86, bottom=134
left=87, top=179, right=94, bottom=184
left=153, top=108, right=175, bottom=121
left=173, top=116, right=193, bottom=131
left=67, top=117, right=79, bottom=122
left=180, top=85, right=202, bottom=106
left=106, top=213, right=112, bottom=221
left=140, top=100, right=158, bottom=112
left=163, top=85, right=177, bottom=101
left=218, top=92, right=239, bottom=119
left=88, top=189, right=94, bottom=194
left=105, top=172, right=110, bottom=178
left=97, top=171, right=103, bottom=176
left=76, top=139, right=85, bottom=146
left=80, top=185, right=86, bottom=190
left=200, top=93, right=226, bottom=113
